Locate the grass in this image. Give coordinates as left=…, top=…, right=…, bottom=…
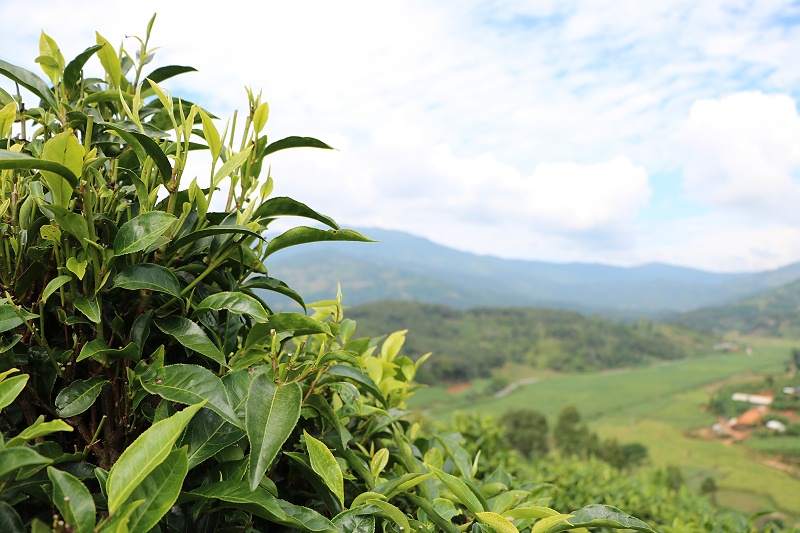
left=412, top=337, right=800, bottom=517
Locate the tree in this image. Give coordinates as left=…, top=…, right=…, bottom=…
left=554, top=405, right=594, bottom=457
left=500, top=408, right=549, bottom=459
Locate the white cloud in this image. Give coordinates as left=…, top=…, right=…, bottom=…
left=678, top=91, right=800, bottom=221
left=5, top=1, right=800, bottom=270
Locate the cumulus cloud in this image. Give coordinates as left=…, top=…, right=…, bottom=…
left=678, top=91, right=800, bottom=221
left=5, top=1, right=800, bottom=270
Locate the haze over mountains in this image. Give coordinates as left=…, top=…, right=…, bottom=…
left=265, top=228, right=800, bottom=318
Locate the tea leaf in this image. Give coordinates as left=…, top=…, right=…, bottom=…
left=476, top=512, right=519, bottom=533
left=542, top=504, right=656, bottom=533
left=114, top=212, right=175, bottom=255
left=66, top=258, right=87, bottom=280
left=55, top=376, right=108, bottom=418
left=73, top=297, right=100, bottom=323
left=0, top=373, right=28, bottom=410
left=264, top=227, right=373, bottom=258
left=95, top=32, right=121, bottom=87
left=106, top=403, right=203, bottom=514
left=253, top=196, right=338, bottom=229
left=304, top=431, right=344, bottom=506
left=126, top=448, right=188, bottom=532
left=154, top=316, right=226, bottom=367
left=261, top=136, right=334, bottom=157
left=189, top=480, right=337, bottom=532
left=63, top=45, right=103, bottom=91
left=212, top=146, right=253, bottom=189
left=114, top=264, right=181, bottom=299
left=47, top=467, right=95, bottom=533
left=141, top=364, right=240, bottom=428
left=0, top=59, right=57, bottom=110
left=0, top=150, right=78, bottom=187
left=193, top=291, right=268, bottom=323
left=0, top=103, right=15, bottom=139
left=246, top=375, right=301, bottom=490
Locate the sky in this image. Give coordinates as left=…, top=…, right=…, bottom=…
left=3, top=1, right=800, bottom=273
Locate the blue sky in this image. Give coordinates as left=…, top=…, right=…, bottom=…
left=4, top=1, right=800, bottom=272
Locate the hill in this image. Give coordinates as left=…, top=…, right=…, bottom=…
left=265, top=227, right=800, bottom=318
left=345, top=300, right=711, bottom=383
left=669, top=278, right=800, bottom=336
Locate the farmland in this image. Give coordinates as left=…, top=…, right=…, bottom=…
left=410, top=337, right=800, bottom=518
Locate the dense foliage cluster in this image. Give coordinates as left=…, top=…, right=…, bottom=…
left=348, top=301, right=699, bottom=382
left=0, top=19, right=665, bottom=533
left=444, top=412, right=800, bottom=532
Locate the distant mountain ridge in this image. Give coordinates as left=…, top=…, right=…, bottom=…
left=668, top=278, right=800, bottom=336
left=265, top=227, right=800, bottom=318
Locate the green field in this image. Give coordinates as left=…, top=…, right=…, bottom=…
left=411, top=338, right=800, bottom=518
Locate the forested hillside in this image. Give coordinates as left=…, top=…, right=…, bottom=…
left=669, top=279, right=800, bottom=336
left=348, top=301, right=710, bottom=382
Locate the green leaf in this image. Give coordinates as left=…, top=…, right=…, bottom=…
left=166, top=224, right=262, bottom=254
left=543, top=504, right=656, bottom=533
left=99, top=122, right=171, bottom=181
left=126, top=448, right=188, bottom=532
left=324, top=365, right=385, bottom=406
left=141, top=65, right=197, bottom=87
left=95, top=32, right=121, bottom=87
left=141, top=364, right=240, bottom=428
left=181, top=407, right=245, bottom=469
left=0, top=103, right=15, bottom=138
left=304, top=431, right=344, bottom=506
left=254, top=196, right=338, bottom=229
left=0, top=150, right=78, bottom=187
left=241, top=276, right=305, bottom=311
left=0, top=447, right=51, bottom=480
left=55, top=376, right=108, bottom=418
left=114, top=212, right=176, bottom=255
left=0, top=306, right=37, bottom=335
left=76, top=340, right=139, bottom=363
left=40, top=131, right=82, bottom=207
left=64, top=45, right=103, bottom=91
left=427, top=465, right=484, bottom=516
left=364, top=499, right=410, bottom=533
left=253, top=102, right=269, bottom=134
left=0, top=501, right=23, bottom=533
left=332, top=508, right=375, bottom=533
left=212, top=145, right=253, bottom=188
left=73, top=296, right=100, bottom=323
left=47, top=467, right=96, bottom=533
left=114, top=264, right=181, bottom=298
left=106, top=402, right=203, bottom=514
left=193, top=291, right=268, bottom=323
left=42, top=275, right=71, bottom=303
left=5, top=416, right=72, bottom=447
left=531, top=514, right=572, bottom=533
left=261, top=136, right=334, bottom=157
left=405, top=494, right=461, bottom=533
left=66, top=257, right=87, bottom=280
left=189, top=480, right=337, bottom=532
left=198, top=108, right=220, bottom=161
left=154, top=316, right=226, bottom=367
left=48, top=205, right=89, bottom=249
left=245, top=314, right=330, bottom=348
left=264, top=227, right=373, bottom=258
left=0, top=373, right=28, bottom=410
left=477, top=512, right=519, bottom=533
left=0, top=59, right=57, bottom=109
left=246, top=375, right=301, bottom=490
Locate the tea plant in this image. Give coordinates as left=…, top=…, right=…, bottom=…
left=0, top=17, right=655, bottom=532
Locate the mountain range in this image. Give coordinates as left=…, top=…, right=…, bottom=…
left=264, top=227, right=800, bottom=319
